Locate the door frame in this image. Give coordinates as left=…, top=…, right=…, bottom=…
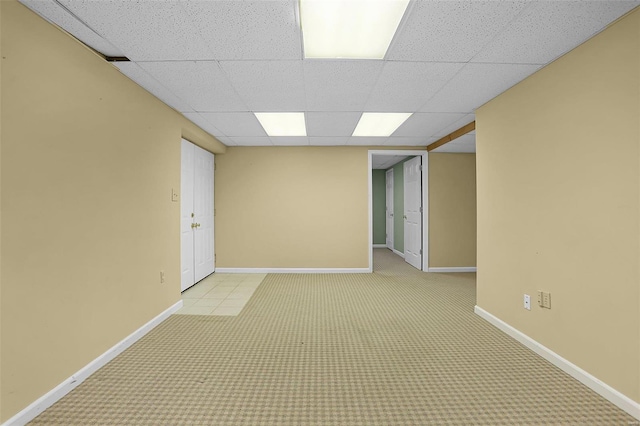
left=368, top=150, right=428, bottom=272
left=385, top=168, right=394, bottom=250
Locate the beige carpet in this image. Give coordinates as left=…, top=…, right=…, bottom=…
left=30, top=249, right=635, bottom=425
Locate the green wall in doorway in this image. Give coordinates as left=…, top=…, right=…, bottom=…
left=372, top=157, right=415, bottom=254
left=392, top=157, right=415, bottom=254
left=372, top=169, right=386, bottom=245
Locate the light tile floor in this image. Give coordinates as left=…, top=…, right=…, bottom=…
left=176, top=273, right=267, bottom=316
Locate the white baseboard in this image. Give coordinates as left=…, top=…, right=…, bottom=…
left=474, top=306, right=640, bottom=420
left=372, top=244, right=387, bottom=248
left=392, top=249, right=405, bottom=258
left=216, top=268, right=370, bottom=274
left=3, top=300, right=183, bottom=426
left=428, top=267, right=477, bottom=273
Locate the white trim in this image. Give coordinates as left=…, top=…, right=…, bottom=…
left=367, top=153, right=374, bottom=272
left=474, top=306, right=640, bottom=421
left=372, top=244, right=387, bottom=248
left=428, top=267, right=477, bottom=273
left=216, top=268, right=369, bottom=274
left=392, top=248, right=405, bottom=259
left=368, top=150, right=429, bottom=273
left=212, top=153, right=216, bottom=274
left=3, top=300, right=183, bottom=426
left=420, top=154, right=429, bottom=272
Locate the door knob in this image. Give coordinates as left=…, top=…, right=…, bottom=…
left=403, top=215, right=407, bottom=219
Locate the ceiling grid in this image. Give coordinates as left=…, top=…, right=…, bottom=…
left=20, top=0, right=640, bottom=151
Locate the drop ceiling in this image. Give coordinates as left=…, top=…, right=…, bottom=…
left=372, top=155, right=410, bottom=170
left=20, top=0, right=639, bottom=152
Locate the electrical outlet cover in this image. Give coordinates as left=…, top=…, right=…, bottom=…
left=524, top=294, right=531, bottom=310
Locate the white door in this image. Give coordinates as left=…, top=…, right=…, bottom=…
left=180, top=140, right=195, bottom=291
left=181, top=139, right=215, bottom=292
left=194, top=144, right=215, bottom=283
left=404, top=157, right=422, bottom=270
left=385, top=169, right=394, bottom=250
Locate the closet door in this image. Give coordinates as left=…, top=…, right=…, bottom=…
left=193, top=144, right=215, bottom=282
left=180, top=140, right=196, bottom=291
left=181, top=139, right=215, bottom=292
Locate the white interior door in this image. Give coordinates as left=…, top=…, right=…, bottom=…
left=385, top=169, right=394, bottom=250
left=181, top=139, right=215, bottom=292
left=180, top=140, right=195, bottom=291
left=194, top=144, right=215, bottom=282
left=404, top=156, right=422, bottom=270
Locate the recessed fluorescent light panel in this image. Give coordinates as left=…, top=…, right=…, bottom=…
left=300, top=0, right=410, bottom=59
left=352, top=113, right=412, bottom=137
left=255, top=113, right=307, bottom=136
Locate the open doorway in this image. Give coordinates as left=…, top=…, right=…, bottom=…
left=368, top=150, right=428, bottom=273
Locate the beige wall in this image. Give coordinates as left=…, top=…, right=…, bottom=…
left=0, top=2, right=3, bottom=420
left=0, top=1, right=224, bottom=420
left=476, top=8, right=639, bottom=403
left=216, top=148, right=432, bottom=270
left=219, top=148, right=472, bottom=270
left=428, top=153, right=476, bottom=267
left=216, top=147, right=370, bottom=268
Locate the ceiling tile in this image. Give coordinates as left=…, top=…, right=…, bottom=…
left=181, top=0, right=301, bottom=60
left=392, top=113, right=468, bottom=138
left=388, top=1, right=528, bottom=62
left=197, top=113, right=266, bottom=137
left=384, top=137, right=432, bottom=147
left=309, top=137, right=349, bottom=146
left=182, top=112, right=223, bottom=136
left=347, top=137, right=387, bottom=146
left=419, top=63, right=541, bottom=113
left=113, top=62, right=193, bottom=113
left=219, top=61, right=305, bottom=111
left=230, top=137, right=274, bottom=146
left=431, top=134, right=476, bottom=153
left=19, top=0, right=123, bottom=57
left=304, top=61, right=384, bottom=111
left=365, top=62, right=464, bottom=111
left=59, top=0, right=212, bottom=61
left=472, top=1, right=640, bottom=64
left=305, top=112, right=361, bottom=137
left=270, top=137, right=310, bottom=146
left=138, top=62, right=248, bottom=112
left=433, top=114, right=476, bottom=138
